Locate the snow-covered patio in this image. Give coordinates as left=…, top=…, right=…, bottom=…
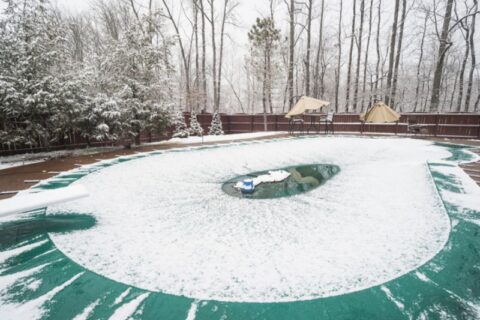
left=0, top=135, right=479, bottom=319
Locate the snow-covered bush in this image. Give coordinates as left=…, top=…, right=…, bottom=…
left=209, top=112, right=224, bottom=135
left=172, top=110, right=189, bottom=138
left=0, top=0, right=174, bottom=150
left=189, top=112, right=204, bottom=136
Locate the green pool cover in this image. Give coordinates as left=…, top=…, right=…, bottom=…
left=0, top=140, right=479, bottom=319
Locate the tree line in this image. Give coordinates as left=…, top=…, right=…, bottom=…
left=1, top=0, right=480, bottom=150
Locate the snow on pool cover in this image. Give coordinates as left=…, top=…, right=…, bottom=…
left=46, top=137, right=452, bottom=303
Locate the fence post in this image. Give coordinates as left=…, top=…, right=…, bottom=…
left=251, top=115, right=254, bottom=132
left=226, top=115, right=231, bottom=134
left=434, top=113, right=439, bottom=137
left=478, top=115, right=480, bottom=139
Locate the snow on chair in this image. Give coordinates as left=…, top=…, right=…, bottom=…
left=319, top=112, right=335, bottom=134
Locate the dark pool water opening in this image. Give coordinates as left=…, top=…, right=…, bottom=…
left=222, top=164, right=340, bottom=199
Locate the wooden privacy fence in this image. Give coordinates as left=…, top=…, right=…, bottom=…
left=194, top=113, right=480, bottom=139
left=1, top=113, right=479, bottom=156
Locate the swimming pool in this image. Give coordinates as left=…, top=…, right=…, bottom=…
left=0, top=136, right=479, bottom=319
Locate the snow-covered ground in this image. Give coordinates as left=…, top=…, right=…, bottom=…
left=47, top=137, right=455, bottom=303
left=0, top=147, right=121, bottom=171
left=151, top=131, right=287, bottom=145
left=0, top=132, right=285, bottom=171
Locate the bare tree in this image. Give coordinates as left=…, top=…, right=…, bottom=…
left=286, top=0, right=295, bottom=108
left=430, top=0, right=454, bottom=112
left=464, top=0, right=478, bottom=112
left=335, top=0, right=343, bottom=112
left=374, top=0, right=382, bottom=101
left=456, top=9, right=470, bottom=112
left=361, top=0, right=373, bottom=112
left=304, top=0, right=313, bottom=96
left=208, top=0, right=218, bottom=111
left=199, top=0, right=208, bottom=111
left=161, top=0, right=192, bottom=111
left=345, top=0, right=357, bottom=112
left=390, top=0, right=406, bottom=109
left=353, top=0, right=365, bottom=112
left=193, top=0, right=200, bottom=112
left=313, top=0, right=325, bottom=99
left=385, top=0, right=400, bottom=106
left=414, top=10, right=429, bottom=112
left=216, top=0, right=232, bottom=111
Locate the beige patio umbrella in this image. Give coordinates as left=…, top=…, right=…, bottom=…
left=285, top=96, right=330, bottom=118
left=360, top=101, right=400, bottom=123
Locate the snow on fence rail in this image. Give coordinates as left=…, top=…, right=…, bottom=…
left=1, top=113, right=479, bottom=156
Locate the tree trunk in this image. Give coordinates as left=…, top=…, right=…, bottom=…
left=263, top=50, right=268, bottom=130
left=390, top=0, right=406, bottom=109
left=385, top=0, right=400, bottom=105
left=464, top=0, right=477, bottom=112
left=194, top=0, right=200, bottom=112
left=209, top=0, right=218, bottom=112
left=474, top=91, right=480, bottom=111
left=414, top=12, right=428, bottom=112
left=267, top=44, right=273, bottom=113
left=287, top=0, right=295, bottom=108
left=199, top=0, right=207, bottom=111
left=305, top=0, right=313, bottom=96
left=361, top=0, right=373, bottom=112
left=430, top=0, right=454, bottom=112
left=449, top=68, right=459, bottom=112
left=314, top=0, right=325, bottom=99
left=345, top=0, right=357, bottom=112
left=374, top=0, right=382, bottom=101
left=456, top=23, right=470, bottom=112
left=161, top=0, right=191, bottom=111
left=335, top=0, right=343, bottom=113
left=216, top=0, right=229, bottom=111
left=353, top=0, right=365, bottom=112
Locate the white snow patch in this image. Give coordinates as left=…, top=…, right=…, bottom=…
left=186, top=300, right=199, bottom=320
left=432, top=165, right=480, bottom=214
left=25, top=279, right=42, bottom=292
left=48, top=137, right=453, bottom=302
left=109, top=293, right=149, bottom=320
left=0, top=263, right=49, bottom=295
left=0, top=240, right=48, bottom=264
left=153, top=132, right=286, bottom=145
left=0, top=272, right=84, bottom=320
left=113, top=288, right=131, bottom=306
left=380, top=286, right=405, bottom=311
left=73, top=299, right=100, bottom=320
left=415, top=271, right=434, bottom=284
left=234, top=170, right=290, bottom=189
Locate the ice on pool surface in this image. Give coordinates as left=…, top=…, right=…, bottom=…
left=47, top=137, right=453, bottom=302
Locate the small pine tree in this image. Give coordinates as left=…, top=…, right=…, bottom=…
left=189, top=112, right=204, bottom=136
left=209, top=112, right=224, bottom=135
left=172, top=110, right=189, bottom=138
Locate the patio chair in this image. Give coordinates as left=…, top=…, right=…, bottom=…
left=407, top=119, right=429, bottom=135
left=319, top=112, right=335, bottom=134
left=288, top=116, right=305, bottom=134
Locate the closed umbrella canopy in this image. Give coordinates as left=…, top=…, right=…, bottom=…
left=360, top=101, right=400, bottom=123
left=285, top=96, right=330, bottom=118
